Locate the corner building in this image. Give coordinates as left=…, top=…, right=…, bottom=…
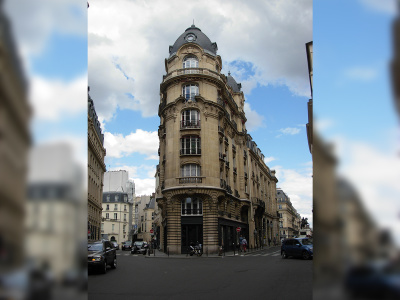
left=156, top=25, right=279, bottom=254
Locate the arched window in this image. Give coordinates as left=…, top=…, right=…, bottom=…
left=180, top=135, right=201, bottom=155
left=183, top=55, right=198, bottom=69
left=181, top=197, right=203, bottom=216
left=182, top=84, right=199, bottom=101
left=181, top=109, right=200, bottom=128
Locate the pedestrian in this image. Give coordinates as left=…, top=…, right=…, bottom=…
left=273, top=237, right=277, bottom=246
left=268, top=237, right=271, bottom=246
left=239, top=235, right=243, bottom=252
left=242, top=237, right=247, bottom=252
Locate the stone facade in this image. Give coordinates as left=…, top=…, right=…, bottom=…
left=101, top=192, right=132, bottom=245
left=277, top=188, right=300, bottom=239
left=0, top=3, right=30, bottom=269
left=156, top=25, right=278, bottom=254
left=88, top=90, right=106, bottom=241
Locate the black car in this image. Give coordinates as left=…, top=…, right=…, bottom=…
left=111, top=241, right=119, bottom=250
left=88, top=240, right=117, bottom=274
left=131, top=241, right=148, bottom=255
left=122, top=241, right=132, bottom=251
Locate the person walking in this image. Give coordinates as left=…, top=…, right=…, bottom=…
left=242, top=237, right=247, bottom=252
left=239, top=235, right=243, bottom=252
left=268, top=237, right=271, bottom=247
left=273, top=237, right=277, bottom=246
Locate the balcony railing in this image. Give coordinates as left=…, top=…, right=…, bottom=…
left=163, top=68, right=225, bottom=83
left=233, top=167, right=237, bottom=174
left=220, top=179, right=227, bottom=189
left=244, top=150, right=247, bottom=158
left=225, top=161, right=230, bottom=168
left=235, top=190, right=240, bottom=198
left=218, top=125, right=224, bottom=135
left=244, top=172, right=248, bottom=178
left=179, top=177, right=202, bottom=184
left=232, top=144, right=236, bottom=151
left=180, top=148, right=201, bottom=155
left=181, top=208, right=203, bottom=216
left=181, top=120, right=200, bottom=129
left=224, top=136, right=229, bottom=144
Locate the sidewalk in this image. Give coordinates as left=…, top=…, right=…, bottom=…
left=144, top=245, right=281, bottom=259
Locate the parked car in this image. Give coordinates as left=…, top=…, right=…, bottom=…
left=281, top=238, right=313, bottom=260
left=111, top=241, right=119, bottom=250
left=131, top=241, right=148, bottom=255
left=88, top=240, right=117, bottom=274
left=122, top=241, right=132, bottom=251
left=344, top=260, right=400, bottom=299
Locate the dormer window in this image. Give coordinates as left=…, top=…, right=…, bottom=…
left=183, top=55, right=198, bottom=69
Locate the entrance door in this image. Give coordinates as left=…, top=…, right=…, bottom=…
left=181, top=224, right=203, bottom=253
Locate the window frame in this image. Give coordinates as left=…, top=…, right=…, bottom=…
left=182, top=84, right=199, bottom=101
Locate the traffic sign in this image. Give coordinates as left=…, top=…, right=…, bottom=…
left=150, top=229, right=154, bottom=234
left=236, top=227, right=241, bottom=232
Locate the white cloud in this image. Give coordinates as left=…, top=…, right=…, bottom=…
left=131, top=178, right=156, bottom=196
left=359, top=0, right=397, bottom=15
left=336, top=138, right=400, bottom=244
left=109, top=165, right=139, bottom=178
left=272, top=165, right=313, bottom=226
left=30, top=74, right=87, bottom=121
left=244, top=102, right=265, bottom=132
left=344, top=67, right=378, bottom=81
left=104, top=129, right=159, bottom=159
left=264, top=156, right=277, bottom=164
left=278, top=127, right=301, bottom=135
left=4, top=0, right=87, bottom=74
left=314, top=118, right=335, bottom=133
left=88, top=0, right=312, bottom=121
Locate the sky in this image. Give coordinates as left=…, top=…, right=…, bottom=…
left=5, top=0, right=399, bottom=239
left=86, top=0, right=314, bottom=225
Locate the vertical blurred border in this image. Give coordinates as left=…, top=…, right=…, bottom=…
left=0, top=1, right=87, bottom=299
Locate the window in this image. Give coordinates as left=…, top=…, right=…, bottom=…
left=106, top=204, right=109, bottom=210
left=181, top=109, right=200, bottom=128
left=123, top=225, right=126, bottom=232
left=182, top=84, right=199, bottom=101
left=124, top=205, right=127, bottom=211
left=183, top=55, right=198, bottom=69
left=124, top=195, right=127, bottom=202
left=115, top=195, right=119, bottom=201
left=145, top=223, right=147, bottom=232
left=124, top=214, right=127, bottom=221
left=106, top=195, right=110, bottom=202
left=152, top=212, right=154, bottom=220
left=181, top=197, right=203, bottom=216
left=112, top=224, right=115, bottom=232
left=278, top=205, right=282, bottom=209
left=114, top=204, right=118, bottom=210
left=180, top=135, right=201, bottom=155
left=106, top=213, right=109, bottom=219
left=181, top=164, right=201, bottom=177
left=141, top=216, right=143, bottom=222
left=114, top=213, right=118, bottom=220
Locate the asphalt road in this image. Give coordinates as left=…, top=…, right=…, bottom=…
left=88, top=248, right=312, bottom=300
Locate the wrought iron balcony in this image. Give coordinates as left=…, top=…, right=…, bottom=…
left=220, top=179, right=227, bottom=189
left=233, top=167, right=237, bottom=174
left=232, top=144, right=236, bottom=151
left=180, top=148, right=201, bottom=155
left=235, top=190, right=240, bottom=198
left=181, top=208, right=203, bottom=215
left=179, top=177, right=202, bottom=184
left=181, top=120, right=200, bottom=129
left=219, top=152, right=225, bottom=160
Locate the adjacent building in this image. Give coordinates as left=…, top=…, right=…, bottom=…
left=155, top=25, right=278, bottom=254
left=101, top=192, right=132, bottom=244
left=26, top=144, right=85, bottom=281
left=277, top=188, right=300, bottom=239
left=0, top=2, right=30, bottom=270
left=88, top=89, right=107, bottom=241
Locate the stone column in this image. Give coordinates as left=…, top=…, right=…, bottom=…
left=166, top=196, right=181, bottom=254
left=203, top=195, right=219, bottom=254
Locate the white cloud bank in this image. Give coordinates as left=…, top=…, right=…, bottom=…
left=104, top=129, right=159, bottom=159
left=88, top=0, right=312, bottom=122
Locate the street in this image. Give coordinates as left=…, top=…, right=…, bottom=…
left=88, top=247, right=312, bottom=299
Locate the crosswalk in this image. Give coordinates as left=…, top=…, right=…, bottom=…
left=244, top=250, right=281, bottom=257
left=117, top=253, right=138, bottom=256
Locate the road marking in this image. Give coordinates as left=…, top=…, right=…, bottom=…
left=272, top=253, right=280, bottom=256
left=262, top=253, right=271, bottom=256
